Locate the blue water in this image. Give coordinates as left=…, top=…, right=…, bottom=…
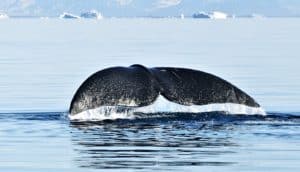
left=0, top=18, right=300, bottom=171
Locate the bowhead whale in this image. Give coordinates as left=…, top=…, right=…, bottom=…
left=69, top=64, right=265, bottom=120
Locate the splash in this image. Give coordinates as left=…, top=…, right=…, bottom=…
left=69, top=95, right=266, bottom=121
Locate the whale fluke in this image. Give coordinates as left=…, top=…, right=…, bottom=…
left=69, top=64, right=262, bottom=116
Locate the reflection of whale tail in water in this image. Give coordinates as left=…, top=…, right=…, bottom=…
left=69, top=64, right=265, bottom=120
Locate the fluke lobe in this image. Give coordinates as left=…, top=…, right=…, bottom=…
left=69, top=64, right=264, bottom=117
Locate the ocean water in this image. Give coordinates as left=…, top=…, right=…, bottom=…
left=0, top=18, right=300, bottom=171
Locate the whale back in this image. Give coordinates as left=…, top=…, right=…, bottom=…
left=69, top=65, right=260, bottom=115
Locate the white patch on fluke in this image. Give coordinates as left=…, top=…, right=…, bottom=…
left=69, top=95, right=266, bottom=121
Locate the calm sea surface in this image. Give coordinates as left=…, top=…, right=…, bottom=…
left=0, top=18, right=300, bottom=171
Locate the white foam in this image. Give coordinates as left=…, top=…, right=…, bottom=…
left=135, top=95, right=265, bottom=115
left=69, top=95, right=266, bottom=121
left=69, top=106, right=135, bottom=121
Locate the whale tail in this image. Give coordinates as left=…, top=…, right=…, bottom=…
left=69, top=65, right=261, bottom=116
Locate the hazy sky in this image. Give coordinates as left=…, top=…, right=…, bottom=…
left=0, top=0, right=300, bottom=17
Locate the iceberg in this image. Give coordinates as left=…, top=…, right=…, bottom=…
left=180, top=13, right=185, bottom=19
left=192, top=11, right=210, bottom=19
left=0, top=13, right=9, bottom=19
left=80, top=10, right=103, bottom=19
left=209, top=11, right=228, bottom=19
left=59, top=12, right=80, bottom=19
left=192, top=11, right=228, bottom=19
left=251, top=13, right=265, bottom=19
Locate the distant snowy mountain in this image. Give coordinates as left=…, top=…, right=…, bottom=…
left=0, top=0, right=300, bottom=17
left=59, top=10, right=103, bottom=19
